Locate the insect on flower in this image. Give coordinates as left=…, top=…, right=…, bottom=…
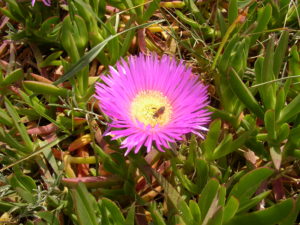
left=95, top=54, right=210, bottom=155
left=153, top=106, right=166, bottom=119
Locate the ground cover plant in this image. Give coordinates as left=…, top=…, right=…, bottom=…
left=0, top=0, right=299, bottom=224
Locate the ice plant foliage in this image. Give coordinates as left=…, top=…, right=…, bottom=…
left=95, top=54, right=210, bottom=155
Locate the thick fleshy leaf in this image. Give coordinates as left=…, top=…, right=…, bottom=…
left=53, top=20, right=164, bottom=85
left=278, top=94, right=300, bottom=123
left=229, top=168, right=273, bottom=205
left=213, top=130, right=253, bottom=159
left=100, top=198, right=126, bottom=224
left=229, top=68, right=264, bottom=118
left=36, top=211, right=60, bottom=225
left=5, top=97, right=34, bottom=152
left=237, top=191, right=271, bottom=213
left=264, top=110, right=276, bottom=140
left=273, top=31, right=289, bottom=78
left=23, top=81, right=70, bottom=97
left=228, top=0, right=238, bottom=25
left=225, top=198, right=293, bottom=225
left=195, top=159, right=209, bottom=192
left=72, top=183, right=99, bottom=225
left=189, top=200, right=202, bottom=223
left=201, top=119, right=221, bottom=159
left=198, top=179, right=220, bottom=220
left=250, top=4, right=272, bottom=45
left=223, top=196, right=239, bottom=223
left=270, top=146, right=282, bottom=170
left=125, top=203, right=135, bottom=225
left=0, top=68, right=23, bottom=87
left=149, top=202, right=167, bottom=225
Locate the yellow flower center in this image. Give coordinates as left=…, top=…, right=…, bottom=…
left=130, top=90, right=172, bottom=127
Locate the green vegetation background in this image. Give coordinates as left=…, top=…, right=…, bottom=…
left=0, top=0, right=299, bottom=224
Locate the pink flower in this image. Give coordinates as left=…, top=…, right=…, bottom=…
left=31, top=0, right=51, bottom=6
left=95, top=54, right=210, bottom=155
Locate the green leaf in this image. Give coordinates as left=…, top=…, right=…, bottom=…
left=194, top=159, right=209, bottom=192
left=273, top=31, right=289, bottom=78
left=278, top=93, right=300, bottom=123
left=61, top=15, right=88, bottom=56
left=0, top=127, right=31, bottom=154
left=223, top=196, right=239, bottom=223
left=93, top=144, right=126, bottom=177
left=289, top=45, right=300, bottom=76
left=120, top=23, right=135, bottom=57
left=237, top=190, right=271, bottom=213
left=231, top=37, right=250, bottom=74
left=264, top=110, right=276, bottom=140
left=213, top=130, right=252, bottom=159
left=185, top=0, right=205, bottom=23
left=123, top=0, right=137, bottom=15
left=207, top=207, right=223, bottom=225
left=287, top=125, right=300, bottom=147
left=250, top=4, right=272, bottom=46
left=0, top=108, right=13, bottom=126
left=9, top=174, right=37, bottom=203
left=208, top=106, right=238, bottom=127
left=149, top=202, right=167, bottom=225
left=175, top=10, right=201, bottom=29
left=23, top=81, right=70, bottom=97
left=217, top=9, right=227, bottom=37
left=0, top=201, right=17, bottom=212
left=189, top=200, right=201, bottom=223
left=229, top=68, right=264, bottom=118
left=53, top=20, right=164, bottom=85
left=277, top=123, right=289, bottom=143
left=198, top=179, right=220, bottom=220
left=261, top=36, right=276, bottom=109
left=101, top=198, right=125, bottom=224
left=228, top=0, right=238, bottom=25
left=275, top=88, right=286, bottom=119
left=125, top=203, right=135, bottom=225
left=5, top=0, right=24, bottom=21
left=177, top=199, right=193, bottom=224
left=218, top=35, right=239, bottom=73
left=143, top=0, right=160, bottom=22
left=218, top=185, right=226, bottom=207
left=201, top=119, right=221, bottom=159
left=15, top=187, right=35, bottom=203
left=19, top=90, right=68, bottom=133
left=0, top=8, right=18, bottom=22
left=38, top=51, right=63, bottom=68
left=263, top=36, right=275, bottom=81
left=229, top=168, right=273, bottom=205
left=0, top=134, right=69, bottom=173
left=4, top=97, right=34, bottom=151
left=225, top=198, right=293, bottom=225
left=184, top=134, right=197, bottom=172
left=254, top=57, right=264, bottom=85
left=270, top=146, right=282, bottom=170
left=36, top=211, right=60, bottom=225
left=72, top=183, right=98, bottom=225
left=172, top=161, right=200, bottom=194
left=42, top=142, right=60, bottom=175
left=132, top=154, right=190, bottom=225
left=9, top=173, right=36, bottom=192
left=0, top=68, right=23, bottom=87
left=279, top=196, right=300, bottom=225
